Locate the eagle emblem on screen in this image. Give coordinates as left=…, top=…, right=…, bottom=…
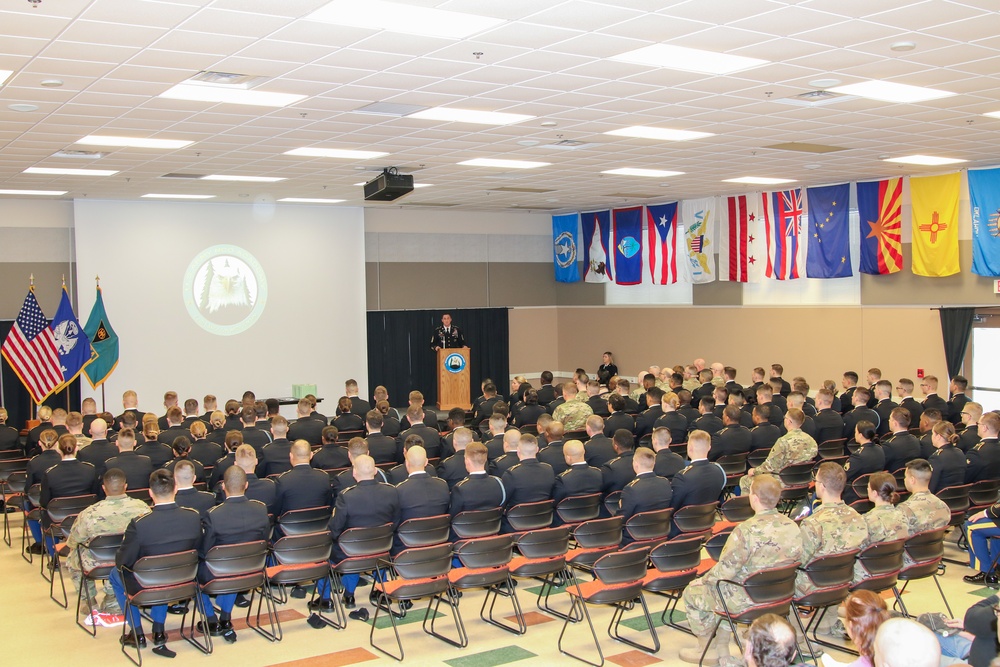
left=183, top=245, right=268, bottom=337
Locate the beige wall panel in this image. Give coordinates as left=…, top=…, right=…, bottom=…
left=509, top=307, right=559, bottom=374
left=859, top=308, right=948, bottom=384
left=692, top=280, right=743, bottom=306
left=0, top=263, right=73, bottom=318
left=554, top=280, right=605, bottom=306
left=487, top=262, right=557, bottom=307
left=861, top=241, right=999, bottom=306
left=375, top=262, right=488, bottom=310
left=365, top=262, right=379, bottom=311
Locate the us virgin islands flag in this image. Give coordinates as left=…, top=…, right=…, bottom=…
left=969, top=167, right=1000, bottom=277
left=51, top=287, right=95, bottom=390
left=552, top=213, right=581, bottom=283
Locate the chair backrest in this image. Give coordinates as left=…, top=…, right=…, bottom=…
left=277, top=506, right=332, bottom=535
left=603, top=490, right=622, bottom=516
left=851, top=473, right=874, bottom=499
left=392, top=543, right=454, bottom=580
left=742, top=562, right=799, bottom=605
left=555, top=493, right=602, bottom=524
left=27, top=483, right=41, bottom=507
left=849, top=499, right=874, bottom=514
left=673, top=502, right=719, bottom=534
left=453, top=534, right=514, bottom=569
left=668, top=442, right=688, bottom=457
left=572, top=517, right=623, bottom=549
left=593, top=547, right=651, bottom=585
left=747, top=448, right=771, bottom=468
left=46, top=494, right=98, bottom=523
left=564, top=429, right=589, bottom=442
left=338, top=522, right=394, bottom=558
left=624, top=507, right=673, bottom=542
left=82, top=533, right=125, bottom=569
left=130, top=549, right=199, bottom=589
left=720, top=496, right=753, bottom=522
left=935, top=484, right=972, bottom=513
left=336, top=430, right=364, bottom=443
left=649, top=534, right=703, bottom=572
left=514, top=525, right=570, bottom=559
left=451, top=507, right=502, bottom=539
left=0, top=450, right=24, bottom=460
left=800, top=550, right=859, bottom=589
left=778, top=462, right=815, bottom=487
left=969, top=478, right=1000, bottom=507
left=704, top=530, right=731, bottom=561
left=271, top=531, right=333, bottom=565
left=856, top=539, right=905, bottom=575
left=0, top=458, right=29, bottom=480
left=519, top=424, right=539, bottom=436
left=716, top=453, right=748, bottom=477
left=506, top=499, right=554, bottom=531
left=5, top=470, right=27, bottom=494
left=204, top=540, right=269, bottom=578
left=125, top=488, right=152, bottom=504
left=818, top=438, right=847, bottom=459
left=903, top=528, right=947, bottom=563
left=396, top=514, right=451, bottom=548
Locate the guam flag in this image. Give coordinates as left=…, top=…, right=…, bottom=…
left=581, top=210, right=612, bottom=283
left=645, top=202, right=686, bottom=284
left=552, top=213, right=581, bottom=283
left=857, top=178, right=903, bottom=275
left=805, top=183, right=852, bottom=279
left=612, top=207, right=643, bottom=285
left=968, top=168, right=1000, bottom=277
left=763, top=188, right=804, bottom=280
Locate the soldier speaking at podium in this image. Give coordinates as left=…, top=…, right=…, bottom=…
left=431, top=313, right=466, bottom=351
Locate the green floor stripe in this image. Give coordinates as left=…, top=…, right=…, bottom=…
left=443, top=645, right=536, bottom=667
left=365, top=607, right=444, bottom=630
left=969, top=586, right=998, bottom=598
left=619, top=609, right=685, bottom=632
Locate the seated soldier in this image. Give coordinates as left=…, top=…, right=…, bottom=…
left=739, top=408, right=817, bottom=494
left=882, top=408, right=922, bottom=472
left=619, top=447, right=672, bottom=545
left=898, top=459, right=950, bottom=568
left=651, top=426, right=685, bottom=479
left=749, top=405, right=781, bottom=451
left=500, top=434, right=555, bottom=533
left=669, top=430, right=726, bottom=537
left=450, top=443, right=505, bottom=518
left=928, top=420, right=967, bottom=493
left=710, top=405, right=753, bottom=461
left=553, top=440, right=602, bottom=504
left=842, top=421, right=885, bottom=504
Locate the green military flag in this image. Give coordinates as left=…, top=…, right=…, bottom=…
left=82, top=283, right=119, bottom=388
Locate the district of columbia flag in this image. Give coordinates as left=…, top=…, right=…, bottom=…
left=805, top=183, right=853, bottom=279
left=720, top=194, right=765, bottom=282
left=552, top=213, right=581, bottom=283
left=645, top=202, right=687, bottom=284
left=582, top=210, right=612, bottom=283
left=968, top=167, right=1000, bottom=277
left=681, top=198, right=716, bottom=283
left=83, top=283, right=119, bottom=388
left=857, top=178, right=903, bottom=275
left=763, top=188, right=804, bottom=280
left=910, top=172, right=961, bottom=277
left=1, top=288, right=63, bottom=403
left=51, top=286, right=95, bottom=390
left=612, top=206, right=644, bottom=285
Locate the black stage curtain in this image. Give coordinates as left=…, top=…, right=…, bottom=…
left=367, top=308, right=509, bottom=408
left=939, top=307, right=975, bottom=379
left=0, top=320, right=81, bottom=431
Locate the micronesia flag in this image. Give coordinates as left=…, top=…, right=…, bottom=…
left=645, top=202, right=685, bottom=284
left=969, top=167, right=1000, bottom=277
left=763, top=188, right=804, bottom=280
left=805, top=183, right=853, bottom=278
left=612, top=206, right=643, bottom=285
left=582, top=210, right=612, bottom=283
left=552, top=213, right=581, bottom=283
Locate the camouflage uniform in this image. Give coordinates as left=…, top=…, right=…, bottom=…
left=739, top=428, right=817, bottom=492
left=683, top=378, right=701, bottom=393
left=75, top=435, right=93, bottom=448
left=711, top=377, right=726, bottom=388
left=853, top=503, right=908, bottom=583
left=682, top=508, right=803, bottom=637
left=552, top=396, right=594, bottom=432
left=898, top=490, right=950, bottom=566
left=64, top=494, right=150, bottom=612
left=796, top=501, right=868, bottom=595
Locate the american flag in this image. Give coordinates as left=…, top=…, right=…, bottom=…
left=1, top=290, right=63, bottom=403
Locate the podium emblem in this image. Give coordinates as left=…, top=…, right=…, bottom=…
left=444, top=353, right=466, bottom=374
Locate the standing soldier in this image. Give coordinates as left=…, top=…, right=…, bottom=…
left=430, top=313, right=465, bottom=351
left=739, top=408, right=817, bottom=493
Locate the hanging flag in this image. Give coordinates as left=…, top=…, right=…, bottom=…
left=805, top=183, right=853, bottom=279
left=857, top=178, right=903, bottom=275
left=969, top=168, right=1000, bottom=277
left=719, top=194, right=765, bottom=282
left=50, top=286, right=95, bottom=390
left=910, top=172, right=961, bottom=277
left=681, top=198, right=716, bottom=283
left=82, top=284, right=119, bottom=388
left=645, top=202, right=687, bottom=284
left=1, top=288, right=63, bottom=403
left=581, top=210, right=613, bottom=283
left=551, top=213, right=581, bottom=283
left=612, top=207, right=644, bottom=285
left=763, top=188, right=804, bottom=280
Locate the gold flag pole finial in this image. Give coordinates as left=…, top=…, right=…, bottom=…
left=29, top=274, right=34, bottom=290
left=62, top=274, right=66, bottom=289
left=95, top=275, right=100, bottom=287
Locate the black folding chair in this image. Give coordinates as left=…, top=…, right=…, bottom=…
left=264, top=531, right=333, bottom=637
left=449, top=534, right=524, bottom=636
left=74, top=532, right=124, bottom=636
left=642, top=534, right=705, bottom=635
left=556, top=493, right=602, bottom=525
left=195, top=540, right=277, bottom=643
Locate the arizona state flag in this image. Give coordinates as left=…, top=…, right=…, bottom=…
left=857, top=178, right=903, bottom=275
left=910, top=173, right=961, bottom=277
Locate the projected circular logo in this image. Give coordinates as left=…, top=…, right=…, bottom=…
left=182, top=245, right=267, bottom=336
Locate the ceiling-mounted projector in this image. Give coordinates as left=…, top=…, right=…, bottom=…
left=364, top=167, right=414, bottom=201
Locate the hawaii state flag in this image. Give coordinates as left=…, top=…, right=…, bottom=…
left=612, top=207, right=643, bottom=285
left=582, top=210, right=612, bottom=283
left=681, top=198, right=716, bottom=283
left=552, top=213, right=581, bottom=283
left=763, top=188, right=804, bottom=280
left=645, top=202, right=686, bottom=284
left=910, top=172, right=960, bottom=277
left=806, top=183, right=853, bottom=278
left=720, top=194, right=765, bottom=282
left=857, top=178, right=903, bottom=275
left=968, top=168, right=1000, bottom=277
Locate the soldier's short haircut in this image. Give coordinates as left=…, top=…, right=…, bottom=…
left=224, top=465, right=247, bottom=494
left=874, top=380, right=892, bottom=395
left=922, top=409, right=942, bottom=424
left=271, top=416, right=289, bottom=434
left=753, top=405, right=771, bottom=421
left=345, top=379, right=359, bottom=392
left=613, top=429, right=634, bottom=451
left=651, top=427, right=670, bottom=448
left=183, top=398, right=199, bottom=414
left=255, top=400, right=267, bottom=418
left=409, top=390, right=424, bottom=404
left=634, top=447, right=655, bottom=470
left=699, top=368, right=713, bottom=382
left=465, top=442, right=487, bottom=467
left=699, top=397, right=715, bottom=412
left=724, top=366, right=737, bottom=380
left=66, top=411, right=83, bottom=429
left=670, top=373, right=684, bottom=386
left=786, top=408, right=805, bottom=428
left=537, top=413, right=553, bottom=429
left=786, top=392, right=804, bottom=409
left=952, top=375, right=968, bottom=391
left=366, top=410, right=384, bottom=430
left=322, top=425, right=339, bottom=443
left=241, top=406, right=256, bottom=424
left=266, top=398, right=280, bottom=415
left=484, top=383, right=497, bottom=396
left=103, top=468, right=127, bottom=495
left=453, top=427, right=474, bottom=449
left=117, top=428, right=135, bottom=449
left=816, top=461, right=847, bottom=495
left=517, top=433, right=535, bottom=449
left=793, top=380, right=810, bottom=394
left=492, top=402, right=510, bottom=418
left=149, top=469, right=174, bottom=497
left=844, top=371, right=859, bottom=384
left=348, top=437, right=368, bottom=457
left=586, top=414, right=604, bottom=432
left=448, top=407, right=466, bottom=423
left=541, top=371, right=553, bottom=384
left=490, top=413, right=507, bottom=431
left=406, top=406, right=422, bottom=422
left=757, top=384, right=773, bottom=398
left=608, top=393, right=625, bottom=412
left=174, top=460, right=196, bottom=484
left=296, top=398, right=311, bottom=415
left=204, top=394, right=217, bottom=408
left=771, top=364, right=784, bottom=376
left=688, top=429, right=711, bottom=451
left=713, top=386, right=728, bottom=402
left=854, top=387, right=871, bottom=403
left=981, top=412, right=1000, bottom=434
left=905, top=458, right=933, bottom=483
left=225, top=430, right=244, bottom=451
left=747, top=614, right=798, bottom=667
left=235, top=444, right=257, bottom=466
left=729, top=393, right=746, bottom=408
left=751, top=474, right=782, bottom=509
left=290, top=440, right=311, bottom=461
left=403, top=434, right=424, bottom=452
left=563, top=383, right=578, bottom=397
left=815, top=388, right=834, bottom=406
left=723, top=404, right=742, bottom=423
left=647, top=387, right=665, bottom=403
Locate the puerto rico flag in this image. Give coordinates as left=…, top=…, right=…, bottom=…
left=764, top=188, right=804, bottom=280
left=720, top=194, right=765, bottom=282
left=645, top=202, right=686, bottom=284
left=612, top=206, right=643, bottom=285
left=582, top=210, right=612, bottom=283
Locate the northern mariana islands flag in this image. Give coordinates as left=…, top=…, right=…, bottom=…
left=51, top=286, right=95, bottom=390
left=552, top=213, right=581, bottom=282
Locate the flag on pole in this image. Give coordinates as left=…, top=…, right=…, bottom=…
left=857, top=178, right=903, bottom=275
left=582, top=210, right=612, bottom=283
left=612, top=207, right=644, bottom=285
left=552, top=213, right=581, bottom=283
left=645, top=202, right=686, bottom=284
left=50, top=286, right=95, bottom=390
left=681, top=198, right=716, bottom=283
left=910, top=172, right=961, bottom=277
left=1, top=288, right=63, bottom=403
left=719, top=194, right=765, bottom=282
left=763, top=188, right=804, bottom=280
left=805, top=183, right=853, bottom=279
left=83, top=284, right=119, bottom=388
left=968, top=167, right=1000, bottom=277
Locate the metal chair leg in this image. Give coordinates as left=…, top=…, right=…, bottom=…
left=608, top=593, right=660, bottom=654
left=246, top=581, right=282, bottom=642
left=479, top=574, right=526, bottom=635
left=557, top=593, right=604, bottom=667
left=425, top=590, right=468, bottom=648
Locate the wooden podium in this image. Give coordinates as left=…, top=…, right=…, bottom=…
left=437, top=347, right=472, bottom=411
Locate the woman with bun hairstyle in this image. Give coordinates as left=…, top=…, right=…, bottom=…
left=928, top=420, right=967, bottom=493
left=844, top=421, right=885, bottom=504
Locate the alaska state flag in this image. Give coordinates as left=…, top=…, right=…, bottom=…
left=968, top=168, right=1000, bottom=277
left=857, top=178, right=903, bottom=275
left=83, top=285, right=119, bottom=388
left=612, top=207, right=643, bottom=285
left=910, top=172, right=960, bottom=277
left=50, top=287, right=95, bottom=390
left=645, top=202, right=686, bottom=284
left=806, top=183, right=852, bottom=278
left=582, top=210, right=612, bottom=283
left=552, top=213, right=581, bottom=282
left=763, top=188, right=804, bottom=280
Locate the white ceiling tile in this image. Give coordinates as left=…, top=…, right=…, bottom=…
left=81, top=0, right=202, bottom=28
left=149, top=30, right=256, bottom=55
left=598, top=12, right=713, bottom=41
left=865, top=0, right=988, bottom=32
left=58, top=20, right=166, bottom=48
left=476, top=22, right=581, bottom=49
left=524, top=2, right=644, bottom=32
left=177, top=8, right=292, bottom=38
left=41, top=41, right=141, bottom=64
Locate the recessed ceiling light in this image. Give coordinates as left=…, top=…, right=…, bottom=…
left=808, top=78, right=841, bottom=89
left=540, top=121, right=558, bottom=127
left=517, top=140, right=540, bottom=146
left=40, top=79, right=63, bottom=87
left=159, top=83, right=305, bottom=108
left=0, top=189, right=67, bottom=196
left=828, top=80, right=954, bottom=103
left=610, top=44, right=769, bottom=75
left=409, top=107, right=533, bottom=126
left=277, top=198, right=347, bottom=203
left=76, top=135, right=194, bottom=149
left=804, top=164, right=822, bottom=170
left=141, top=193, right=216, bottom=199
left=304, top=0, right=504, bottom=39
left=982, top=111, right=1000, bottom=120
left=459, top=158, right=550, bottom=169
left=604, top=126, right=714, bottom=142
left=9, top=103, right=39, bottom=112
left=23, top=167, right=118, bottom=176
left=201, top=174, right=286, bottom=182
left=0, top=70, right=14, bottom=86
left=602, top=167, right=684, bottom=178
left=890, top=41, right=916, bottom=52
left=723, top=176, right=796, bottom=185
left=284, top=147, right=389, bottom=159
left=883, top=155, right=965, bottom=166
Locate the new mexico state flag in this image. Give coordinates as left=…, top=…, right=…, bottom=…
left=910, top=172, right=960, bottom=277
